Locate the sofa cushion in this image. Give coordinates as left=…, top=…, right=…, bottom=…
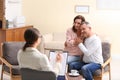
left=3, top=42, right=25, bottom=65
left=102, top=42, right=110, bottom=62
left=44, top=41, right=64, bottom=50
left=43, top=33, right=53, bottom=42
left=93, top=65, right=110, bottom=76
left=53, top=32, right=66, bottom=42
left=20, top=68, right=56, bottom=80
left=3, top=65, right=20, bottom=75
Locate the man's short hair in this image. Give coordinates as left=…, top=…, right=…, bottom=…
left=81, top=21, right=91, bottom=28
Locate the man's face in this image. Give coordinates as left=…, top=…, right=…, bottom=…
left=73, top=19, right=82, bottom=30
left=80, top=24, right=90, bottom=38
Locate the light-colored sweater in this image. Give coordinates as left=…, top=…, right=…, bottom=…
left=17, top=47, right=61, bottom=75
left=17, top=47, right=52, bottom=71
left=64, top=28, right=82, bottom=56
left=78, top=34, right=103, bottom=64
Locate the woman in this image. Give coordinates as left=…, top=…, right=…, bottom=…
left=64, top=15, right=85, bottom=72
left=17, top=28, right=64, bottom=79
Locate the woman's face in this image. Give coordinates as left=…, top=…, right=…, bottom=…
left=38, top=38, right=41, bottom=44
left=73, top=19, right=82, bottom=30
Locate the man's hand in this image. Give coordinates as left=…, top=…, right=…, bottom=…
left=74, top=37, right=83, bottom=45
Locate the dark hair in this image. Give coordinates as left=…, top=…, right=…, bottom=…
left=23, top=28, right=41, bottom=51
left=72, top=15, right=85, bottom=32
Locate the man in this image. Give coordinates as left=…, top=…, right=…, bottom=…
left=69, top=21, right=103, bottom=80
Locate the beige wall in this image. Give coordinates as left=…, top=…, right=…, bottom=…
left=22, top=0, right=120, bottom=54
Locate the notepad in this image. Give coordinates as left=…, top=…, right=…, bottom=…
left=49, top=50, right=68, bottom=76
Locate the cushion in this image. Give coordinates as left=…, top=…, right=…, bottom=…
left=102, top=42, right=111, bottom=62
left=20, top=68, right=56, bottom=80
left=43, top=33, right=53, bottom=42
left=3, top=65, right=20, bottom=75
left=93, top=65, right=110, bottom=76
left=53, top=32, right=66, bottom=41
left=44, top=41, right=64, bottom=50
left=3, top=42, right=25, bottom=65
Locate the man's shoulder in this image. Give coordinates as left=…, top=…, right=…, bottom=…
left=92, top=35, right=102, bottom=44
left=87, top=34, right=101, bottom=42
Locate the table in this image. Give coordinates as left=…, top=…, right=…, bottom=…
left=65, top=73, right=83, bottom=80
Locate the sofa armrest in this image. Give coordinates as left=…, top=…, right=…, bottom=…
left=38, top=33, right=53, bottom=53
left=102, top=57, right=111, bottom=68
left=0, top=57, right=12, bottom=68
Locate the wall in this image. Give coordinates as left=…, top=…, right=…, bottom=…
left=22, top=0, right=120, bottom=54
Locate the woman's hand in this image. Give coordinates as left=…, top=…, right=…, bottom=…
left=56, top=52, right=62, bottom=63
left=74, top=37, right=83, bottom=45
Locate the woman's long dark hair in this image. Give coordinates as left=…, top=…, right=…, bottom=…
left=23, top=28, right=41, bottom=51
left=72, top=15, right=85, bottom=32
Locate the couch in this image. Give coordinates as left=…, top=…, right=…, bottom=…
left=0, top=42, right=25, bottom=80
left=39, top=32, right=111, bottom=80
left=39, top=32, right=66, bottom=56
left=39, top=32, right=110, bottom=56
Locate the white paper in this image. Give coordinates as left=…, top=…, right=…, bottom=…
left=49, top=51, right=68, bottom=76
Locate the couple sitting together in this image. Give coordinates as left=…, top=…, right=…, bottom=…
left=64, top=15, right=103, bottom=80
left=17, top=15, right=103, bottom=80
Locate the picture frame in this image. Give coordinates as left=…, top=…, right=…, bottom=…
left=75, top=5, right=89, bottom=13
left=96, top=0, right=120, bottom=10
